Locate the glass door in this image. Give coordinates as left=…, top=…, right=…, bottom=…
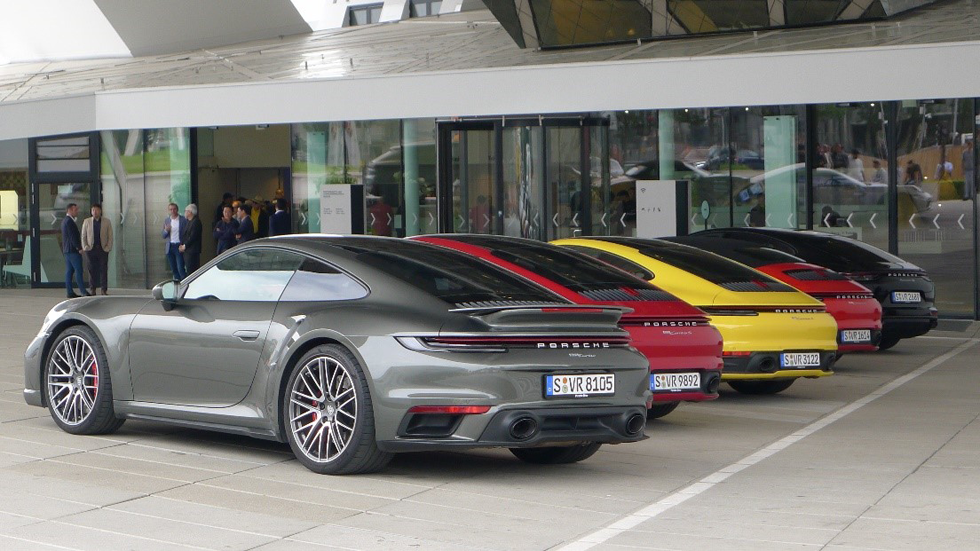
left=33, top=182, right=93, bottom=285
left=442, top=122, right=497, bottom=234
left=437, top=117, right=609, bottom=240
left=29, top=134, right=100, bottom=288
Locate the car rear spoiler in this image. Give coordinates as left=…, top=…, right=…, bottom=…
left=451, top=304, right=634, bottom=333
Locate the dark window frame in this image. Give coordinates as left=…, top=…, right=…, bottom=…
left=348, top=3, right=384, bottom=26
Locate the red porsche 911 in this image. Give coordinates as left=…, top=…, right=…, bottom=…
left=665, top=235, right=882, bottom=353
left=412, top=235, right=724, bottom=419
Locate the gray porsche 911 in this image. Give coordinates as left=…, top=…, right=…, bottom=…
left=24, top=236, right=651, bottom=474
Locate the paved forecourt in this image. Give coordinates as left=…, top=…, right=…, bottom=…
left=0, top=289, right=977, bottom=551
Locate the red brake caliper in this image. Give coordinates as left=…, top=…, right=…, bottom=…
left=91, top=361, right=98, bottom=398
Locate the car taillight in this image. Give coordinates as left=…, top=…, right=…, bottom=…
left=810, top=293, right=875, bottom=300
left=396, top=335, right=631, bottom=352
left=846, top=272, right=878, bottom=282
left=723, top=351, right=752, bottom=357
left=701, top=308, right=759, bottom=316
left=407, top=405, right=491, bottom=415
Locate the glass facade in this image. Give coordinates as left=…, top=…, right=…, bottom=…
left=491, top=0, right=937, bottom=48
left=99, top=128, right=191, bottom=288
left=13, top=97, right=979, bottom=320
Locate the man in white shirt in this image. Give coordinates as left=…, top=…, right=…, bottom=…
left=848, top=149, right=866, bottom=183
left=162, top=202, right=186, bottom=280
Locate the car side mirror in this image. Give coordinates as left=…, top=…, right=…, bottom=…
left=152, top=280, right=179, bottom=311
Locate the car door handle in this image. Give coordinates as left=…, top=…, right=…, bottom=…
left=233, top=330, right=260, bottom=341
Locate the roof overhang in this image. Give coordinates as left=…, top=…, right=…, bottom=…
left=2, top=38, right=980, bottom=141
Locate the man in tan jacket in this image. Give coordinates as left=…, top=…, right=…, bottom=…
left=81, top=203, right=113, bottom=295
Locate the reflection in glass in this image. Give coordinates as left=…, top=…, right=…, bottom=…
left=402, top=119, right=438, bottom=236
left=813, top=103, right=890, bottom=252
left=545, top=127, right=583, bottom=239
left=143, top=128, right=192, bottom=283
left=608, top=110, right=658, bottom=237
left=353, top=120, right=401, bottom=236
left=291, top=122, right=346, bottom=233
left=450, top=129, right=495, bottom=234
left=728, top=105, right=806, bottom=230
left=100, top=130, right=148, bottom=289
left=530, top=0, right=652, bottom=47
left=37, top=182, right=90, bottom=284
left=896, top=99, right=975, bottom=316
left=502, top=126, right=544, bottom=239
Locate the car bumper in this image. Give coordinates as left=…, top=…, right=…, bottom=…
left=721, top=351, right=836, bottom=381
left=881, top=312, right=938, bottom=339
left=378, top=405, right=648, bottom=453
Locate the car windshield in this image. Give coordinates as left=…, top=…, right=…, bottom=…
left=338, top=241, right=562, bottom=305
left=442, top=236, right=661, bottom=294
left=595, top=238, right=790, bottom=287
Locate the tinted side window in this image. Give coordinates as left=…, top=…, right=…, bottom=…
left=563, top=246, right=655, bottom=280
left=183, top=249, right=304, bottom=302
left=339, top=243, right=560, bottom=305
left=279, top=258, right=368, bottom=302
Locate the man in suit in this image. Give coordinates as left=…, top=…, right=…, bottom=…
left=61, top=203, right=88, bottom=298
left=81, top=203, right=113, bottom=295
left=179, top=203, right=203, bottom=274
left=162, top=202, right=187, bottom=280
left=268, top=198, right=291, bottom=236
left=235, top=203, right=254, bottom=245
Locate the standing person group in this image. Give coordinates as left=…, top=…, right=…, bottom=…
left=62, top=202, right=115, bottom=298
left=211, top=195, right=291, bottom=254
left=162, top=202, right=204, bottom=281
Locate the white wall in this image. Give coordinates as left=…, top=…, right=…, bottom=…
left=0, top=139, right=27, bottom=170
left=2, top=41, right=980, bottom=141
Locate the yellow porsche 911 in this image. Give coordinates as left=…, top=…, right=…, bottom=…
left=552, top=237, right=838, bottom=395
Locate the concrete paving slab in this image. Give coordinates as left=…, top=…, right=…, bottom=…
left=2, top=290, right=980, bottom=551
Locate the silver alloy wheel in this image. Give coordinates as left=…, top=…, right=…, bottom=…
left=288, top=355, right=358, bottom=463
left=46, top=335, right=99, bottom=426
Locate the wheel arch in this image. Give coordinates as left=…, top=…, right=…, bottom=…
left=38, top=317, right=101, bottom=407
left=273, top=335, right=363, bottom=442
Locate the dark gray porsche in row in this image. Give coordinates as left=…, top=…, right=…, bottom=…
left=24, top=236, right=651, bottom=474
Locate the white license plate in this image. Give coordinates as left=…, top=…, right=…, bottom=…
left=545, top=374, right=615, bottom=398
left=892, top=291, right=922, bottom=303
left=841, top=330, right=872, bottom=343
left=780, top=352, right=821, bottom=368
left=651, top=372, right=701, bottom=392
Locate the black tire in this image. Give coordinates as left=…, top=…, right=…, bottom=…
left=510, top=442, right=602, bottom=465
left=282, top=344, right=392, bottom=475
left=647, top=401, right=680, bottom=420
left=44, top=325, right=124, bottom=435
left=727, top=379, right=796, bottom=395
left=877, top=335, right=901, bottom=351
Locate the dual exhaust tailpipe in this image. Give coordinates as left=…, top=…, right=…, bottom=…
left=509, top=413, right=646, bottom=440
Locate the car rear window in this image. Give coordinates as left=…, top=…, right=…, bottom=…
left=337, top=241, right=563, bottom=306
left=593, top=237, right=794, bottom=290
left=666, top=237, right=805, bottom=268
left=707, top=230, right=907, bottom=272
